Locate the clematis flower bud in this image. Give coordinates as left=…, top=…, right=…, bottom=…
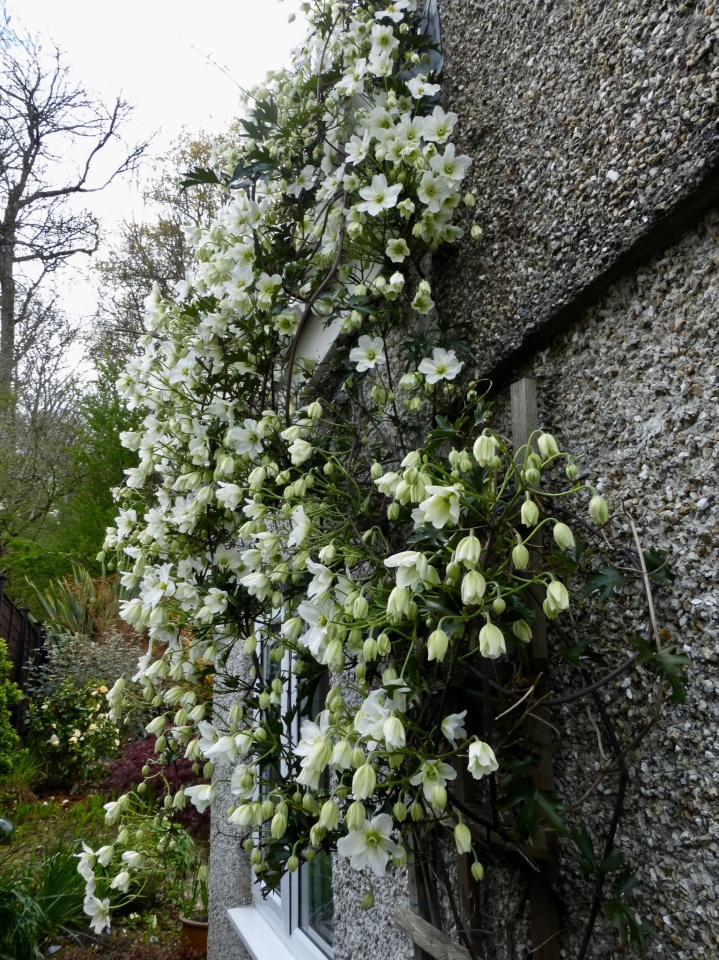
left=553, top=522, right=575, bottom=552
left=544, top=580, right=570, bottom=619
left=512, top=620, right=532, bottom=644
left=523, top=465, right=540, bottom=485
left=492, top=596, right=506, bottom=615
left=387, top=586, right=410, bottom=620
left=473, top=432, right=497, bottom=467
left=383, top=716, right=406, bottom=749
left=287, top=855, right=300, bottom=873
left=471, top=861, right=485, bottom=882
left=352, top=764, right=377, bottom=800
left=363, top=638, right=378, bottom=662
left=521, top=498, right=539, bottom=527
left=566, top=461, right=579, bottom=480
left=319, top=800, right=340, bottom=831
left=461, top=570, right=487, bottom=605
left=360, top=892, right=375, bottom=911
left=353, top=595, right=369, bottom=619
left=427, top=628, right=449, bottom=662
left=455, top=532, right=481, bottom=568
left=512, top=540, right=530, bottom=570
left=271, top=812, right=288, bottom=839
left=328, top=741, right=349, bottom=772
left=479, top=620, right=506, bottom=659
left=589, top=495, right=608, bottom=525
left=454, top=821, right=472, bottom=854
left=393, top=801, right=408, bottom=822
left=346, top=801, right=366, bottom=831
left=537, top=433, right=559, bottom=460
left=431, top=786, right=447, bottom=811
left=445, top=560, right=461, bottom=583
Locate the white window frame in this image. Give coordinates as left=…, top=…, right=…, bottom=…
left=229, top=611, right=335, bottom=960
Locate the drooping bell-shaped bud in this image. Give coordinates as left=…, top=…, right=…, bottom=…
left=521, top=498, right=539, bottom=527
left=537, top=433, right=559, bottom=460
left=553, top=522, right=575, bottom=552
left=589, top=495, right=608, bottom=525
left=512, top=540, right=530, bottom=570
left=454, top=821, right=473, bottom=854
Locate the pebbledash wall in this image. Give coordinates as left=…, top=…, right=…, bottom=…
left=209, top=2, right=719, bottom=959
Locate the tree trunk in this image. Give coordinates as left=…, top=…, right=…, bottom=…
left=0, top=223, right=16, bottom=404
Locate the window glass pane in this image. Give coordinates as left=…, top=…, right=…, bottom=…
left=299, top=850, right=334, bottom=947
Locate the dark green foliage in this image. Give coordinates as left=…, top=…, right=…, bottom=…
left=0, top=842, right=97, bottom=959
left=26, top=678, right=120, bottom=788
left=0, top=360, right=139, bottom=613
left=0, top=640, right=21, bottom=778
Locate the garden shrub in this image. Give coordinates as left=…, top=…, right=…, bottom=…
left=102, top=737, right=210, bottom=838
left=0, top=640, right=21, bottom=779
left=26, top=678, right=121, bottom=787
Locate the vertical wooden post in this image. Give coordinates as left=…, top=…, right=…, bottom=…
left=407, top=833, right=438, bottom=960
left=510, top=378, right=560, bottom=960
left=455, top=759, right=484, bottom=957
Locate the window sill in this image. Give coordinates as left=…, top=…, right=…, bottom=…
left=228, top=906, right=331, bottom=960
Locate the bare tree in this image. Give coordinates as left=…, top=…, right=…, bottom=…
left=0, top=16, right=149, bottom=399
left=92, top=131, right=224, bottom=355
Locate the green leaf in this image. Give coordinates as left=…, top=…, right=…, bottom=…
left=570, top=827, right=596, bottom=871
left=644, top=547, right=674, bottom=585
left=616, top=867, right=639, bottom=899
left=181, top=166, right=221, bottom=190
left=534, top=788, right=568, bottom=836
left=604, top=900, right=655, bottom=958
left=584, top=565, right=628, bottom=602
left=599, top=847, right=625, bottom=873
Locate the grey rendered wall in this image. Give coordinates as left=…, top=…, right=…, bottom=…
left=208, top=640, right=251, bottom=960
left=436, top=0, right=719, bottom=377
left=471, top=212, right=719, bottom=959
left=432, top=2, right=719, bottom=955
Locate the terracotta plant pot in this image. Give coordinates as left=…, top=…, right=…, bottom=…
left=179, top=914, right=208, bottom=958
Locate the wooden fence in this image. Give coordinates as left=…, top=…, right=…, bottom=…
left=0, top=575, right=44, bottom=727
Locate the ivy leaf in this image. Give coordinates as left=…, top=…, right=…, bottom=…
left=584, top=565, right=628, bottom=602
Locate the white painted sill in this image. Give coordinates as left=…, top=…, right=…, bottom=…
left=228, top=906, right=330, bottom=960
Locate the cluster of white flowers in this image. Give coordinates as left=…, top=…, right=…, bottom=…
left=81, top=0, right=613, bottom=921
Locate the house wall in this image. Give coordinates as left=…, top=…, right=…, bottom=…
left=436, top=0, right=719, bottom=377
left=432, top=2, right=719, bottom=956
left=483, top=210, right=719, bottom=959
left=209, top=2, right=719, bottom=957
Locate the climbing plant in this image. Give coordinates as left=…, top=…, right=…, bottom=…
left=79, top=2, right=685, bottom=956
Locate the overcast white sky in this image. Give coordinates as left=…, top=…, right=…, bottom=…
left=5, top=0, right=304, bottom=343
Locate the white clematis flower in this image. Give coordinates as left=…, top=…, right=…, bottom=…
left=336, top=813, right=400, bottom=877
left=418, top=348, right=463, bottom=384
left=357, top=174, right=402, bottom=216
left=349, top=335, right=387, bottom=372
